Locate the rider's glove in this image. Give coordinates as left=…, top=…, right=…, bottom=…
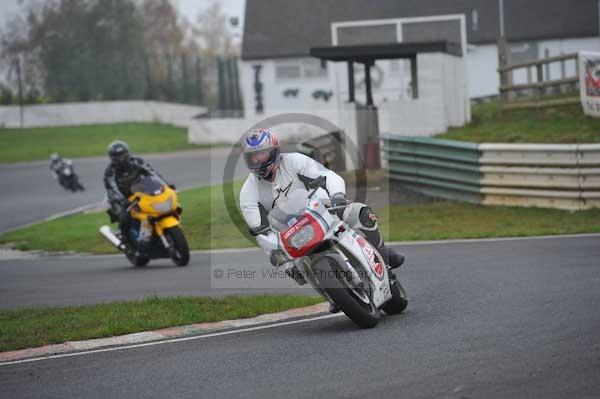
left=269, top=248, right=289, bottom=267
left=118, top=211, right=129, bottom=227
left=169, top=183, right=176, bottom=190
left=330, top=192, right=349, bottom=207
left=330, top=192, right=350, bottom=218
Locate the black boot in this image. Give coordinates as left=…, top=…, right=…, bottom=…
left=379, top=246, right=405, bottom=269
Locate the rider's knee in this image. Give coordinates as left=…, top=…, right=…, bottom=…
left=342, top=203, right=383, bottom=248
left=343, top=203, right=378, bottom=231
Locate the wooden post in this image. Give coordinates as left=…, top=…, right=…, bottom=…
left=536, top=63, right=544, bottom=101
left=560, top=52, right=566, bottom=94
left=497, top=36, right=509, bottom=105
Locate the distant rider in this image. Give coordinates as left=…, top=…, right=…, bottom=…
left=49, top=153, right=72, bottom=184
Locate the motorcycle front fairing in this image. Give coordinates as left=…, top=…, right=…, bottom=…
left=128, top=176, right=181, bottom=237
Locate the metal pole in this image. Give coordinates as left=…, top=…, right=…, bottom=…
left=15, top=57, right=24, bottom=128
left=410, top=56, right=419, bottom=99
left=498, top=0, right=505, bottom=37
left=364, top=62, right=373, bottom=106
left=347, top=61, right=355, bottom=102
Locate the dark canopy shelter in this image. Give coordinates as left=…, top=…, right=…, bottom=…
left=310, top=41, right=462, bottom=105
left=309, top=40, right=462, bottom=169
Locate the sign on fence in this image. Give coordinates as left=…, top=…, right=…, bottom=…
left=579, top=51, right=600, bottom=118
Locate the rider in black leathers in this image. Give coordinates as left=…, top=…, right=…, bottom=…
left=103, top=140, right=171, bottom=245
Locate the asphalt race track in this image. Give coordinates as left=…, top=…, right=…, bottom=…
left=1, top=235, right=599, bottom=398
left=0, top=247, right=308, bottom=310
left=0, top=147, right=246, bottom=233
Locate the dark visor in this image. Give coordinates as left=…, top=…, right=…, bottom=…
left=243, top=148, right=276, bottom=170
left=110, top=152, right=128, bottom=163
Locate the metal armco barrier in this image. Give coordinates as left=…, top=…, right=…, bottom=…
left=381, top=135, right=600, bottom=210
left=297, top=131, right=345, bottom=172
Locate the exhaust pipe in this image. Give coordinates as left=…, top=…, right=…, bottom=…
left=99, top=225, right=124, bottom=251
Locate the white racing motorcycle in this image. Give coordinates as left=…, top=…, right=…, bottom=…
left=252, top=177, right=408, bottom=329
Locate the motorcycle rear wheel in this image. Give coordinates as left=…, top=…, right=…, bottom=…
left=313, top=254, right=380, bottom=329
left=126, top=251, right=150, bottom=267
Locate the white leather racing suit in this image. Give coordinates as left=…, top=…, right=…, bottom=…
left=240, top=152, right=386, bottom=260
left=240, top=152, right=345, bottom=230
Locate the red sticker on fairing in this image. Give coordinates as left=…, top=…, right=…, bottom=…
left=280, top=213, right=324, bottom=258
left=356, top=235, right=384, bottom=280
left=374, top=263, right=383, bottom=278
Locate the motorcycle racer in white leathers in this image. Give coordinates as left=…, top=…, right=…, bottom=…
left=239, top=129, right=405, bottom=293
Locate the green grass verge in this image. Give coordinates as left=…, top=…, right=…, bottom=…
left=2, top=181, right=599, bottom=254
left=0, top=295, right=323, bottom=352
left=436, top=101, right=600, bottom=143
left=379, top=202, right=600, bottom=241
left=0, top=123, right=210, bottom=163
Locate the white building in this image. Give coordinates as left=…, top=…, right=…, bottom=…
left=189, top=0, right=600, bottom=149
left=240, top=0, right=600, bottom=108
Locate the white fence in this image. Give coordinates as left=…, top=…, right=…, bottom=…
left=0, top=101, right=207, bottom=128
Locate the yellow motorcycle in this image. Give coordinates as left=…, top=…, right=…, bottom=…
left=100, top=175, right=190, bottom=267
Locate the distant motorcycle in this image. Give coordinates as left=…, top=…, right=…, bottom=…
left=50, top=156, right=85, bottom=192
left=99, top=175, right=190, bottom=267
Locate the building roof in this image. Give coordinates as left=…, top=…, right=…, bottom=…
left=310, top=41, right=463, bottom=62
left=242, top=0, right=599, bottom=60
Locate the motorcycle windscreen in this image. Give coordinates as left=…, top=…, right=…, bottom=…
left=130, top=175, right=164, bottom=196
left=268, top=189, right=309, bottom=232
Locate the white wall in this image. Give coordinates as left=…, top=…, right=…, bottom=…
left=379, top=53, right=469, bottom=136
left=465, top=43, right=499, bottom=98
left=0, top=101, right=207, bottom=128
left=188, top=109, right=344, bottom=145
left=538, top=37, right=600, bottom=81
left=467, top=36, right=600, bottom=96
left=240, top=57, right=415, bottom=119
left=240, top=58, right=340, bottom=115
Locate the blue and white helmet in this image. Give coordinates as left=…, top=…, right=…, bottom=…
left=241, top=128, right=281, bottom=179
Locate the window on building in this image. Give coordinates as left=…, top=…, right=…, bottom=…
left=389, top=60, right=401, bottom=75
left=472, top=9, right=479, bottom=32
left=275, top=64, right=301, bottom=80
left=302, top=59, right=327, bottom=78
left=275, top=58, right=327, bottom=81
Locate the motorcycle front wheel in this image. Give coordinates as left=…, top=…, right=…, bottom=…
left=313, top=254, right=380, bottom=329
left=165, top=226, right=190, bottom=266
left=381, top=277, right=408, bottom=315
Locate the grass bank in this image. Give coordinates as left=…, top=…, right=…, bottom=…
left=436, top=101, right=600, bottom=143
left=0, top=123, right=209, bottom=163
left=0, top=295, right=323, bottom=352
